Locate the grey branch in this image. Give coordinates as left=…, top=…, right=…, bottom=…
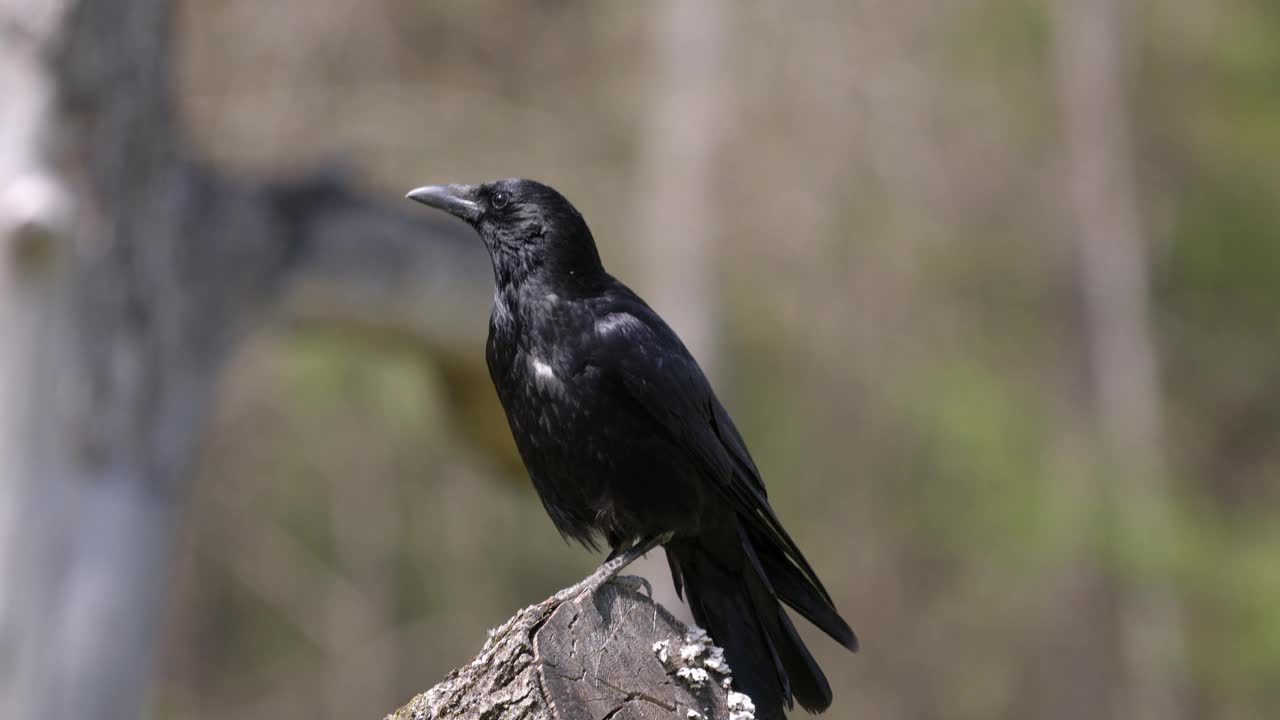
left=269, top=167, right=492, bottom=357
left=386, top=581, right=737, bottom=720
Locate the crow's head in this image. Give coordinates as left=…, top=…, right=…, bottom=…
left=407, top=178, right=603, bottom=287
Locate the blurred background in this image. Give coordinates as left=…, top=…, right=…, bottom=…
left=54, top=0, right=1280, bottom=718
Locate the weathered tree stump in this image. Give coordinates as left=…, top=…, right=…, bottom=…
left=385, top=579, right=753, bottom=720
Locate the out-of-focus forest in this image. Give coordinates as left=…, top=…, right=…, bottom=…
left=146, top=1, right=1277, bottom=719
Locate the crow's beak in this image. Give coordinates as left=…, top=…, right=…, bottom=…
left=405, top=184, right=482, bottom=222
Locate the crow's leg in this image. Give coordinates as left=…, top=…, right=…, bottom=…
left=555, top=532, right=672, bottom=603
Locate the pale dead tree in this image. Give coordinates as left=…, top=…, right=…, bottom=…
left=623, top=0, right=730, bottom=622
left=0, top=0, right=495, bottom=718
left=1052, top=1, right=1188, bottom=719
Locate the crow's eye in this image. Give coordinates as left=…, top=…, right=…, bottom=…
left=491, top=192, right=510, bottom=209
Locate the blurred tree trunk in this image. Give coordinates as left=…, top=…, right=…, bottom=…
left=625, top=0, right=730, bottom=619
left=0, top=5, right=223, bottom=718
left=0, top=2, right=486, bottom=719
left=1051, top=1, right=1188, bottom=719
left=627, top=0, right=727, bottom=374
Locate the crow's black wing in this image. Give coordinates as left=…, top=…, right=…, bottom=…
left=587, top=294, right=836, bottom=604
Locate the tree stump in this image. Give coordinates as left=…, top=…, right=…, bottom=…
left=385, top=579, right=748, bottom=720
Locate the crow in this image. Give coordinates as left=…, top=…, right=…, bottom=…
left=407, top=179, right=857, bottom=719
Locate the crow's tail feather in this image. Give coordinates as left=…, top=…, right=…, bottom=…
left=743, top=524, right=858, bottom=652
left=666, top=524, right=847, bottom=718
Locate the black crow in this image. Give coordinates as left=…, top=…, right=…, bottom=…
left=407, top=179, right=857, bottom=719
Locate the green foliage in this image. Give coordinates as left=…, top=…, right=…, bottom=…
left=902, top=360, right=1051, bottom=566
left=1178, top=508, right=1280, bottom=705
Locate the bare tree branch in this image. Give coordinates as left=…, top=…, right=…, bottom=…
left=268, top=168, right=491, bottom=357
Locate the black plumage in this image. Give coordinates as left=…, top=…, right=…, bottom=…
left=407, top=178, right=857, bottom=719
